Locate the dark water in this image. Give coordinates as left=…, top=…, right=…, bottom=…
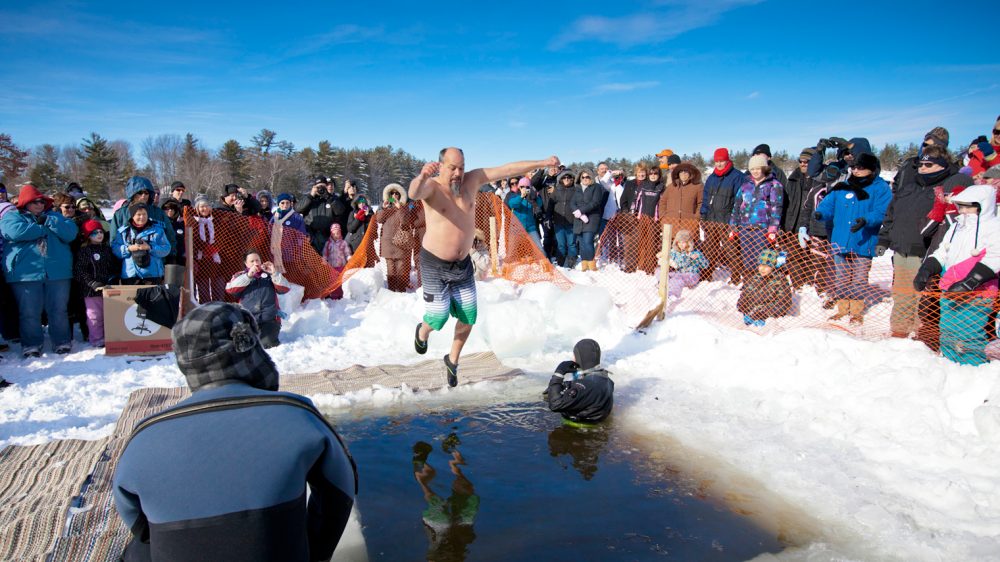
left=331, top=402, right=787, bottom=561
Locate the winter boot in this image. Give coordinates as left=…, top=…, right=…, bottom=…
left=848, top=299, right=865, bottom=324
left=829, top=299, right=850, bottom=320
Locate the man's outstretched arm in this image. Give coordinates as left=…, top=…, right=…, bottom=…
left=467, top=156, right=561, bottom=187
left=409, top=161, right=441, bottom=201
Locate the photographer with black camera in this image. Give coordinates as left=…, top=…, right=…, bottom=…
left=218, top=183, right=262, bottom=219
left=297, top=176, right=344, bottom=253
left=806, top=136, right=874, bottom=184
left=544, top=339, right=614, bottom=424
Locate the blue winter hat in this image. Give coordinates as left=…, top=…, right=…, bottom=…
left=276, top=193, right=294, bottom=204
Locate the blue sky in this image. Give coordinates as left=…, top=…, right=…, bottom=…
left=2, top=0, right=998, bottom=169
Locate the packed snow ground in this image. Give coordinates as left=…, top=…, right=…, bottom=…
left=1, top=261, right=999, bottom=561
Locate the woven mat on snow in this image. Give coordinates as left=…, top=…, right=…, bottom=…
left=281, top=350, right=522, bottom=394
left=0, top=438, right=110, bottom=562
left=19, top=351, right=521, bottom=561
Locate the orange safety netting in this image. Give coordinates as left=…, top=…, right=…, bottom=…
left=183, top=207, right=340, bottom=303
left=596, top=214, right=999, bottom=365
left=183, top=202, right=998, bottom=366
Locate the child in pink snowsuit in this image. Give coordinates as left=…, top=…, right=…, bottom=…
left=323, top=223, right=352, bottom=299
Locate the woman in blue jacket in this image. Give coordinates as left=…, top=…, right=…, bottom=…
left=112, top=203, right=171, bottom=285
left=815, top=153, right=892, bottom=324
left=0, top=184, right=78, bottom=357
left=507, top=177, right=544, bottom=250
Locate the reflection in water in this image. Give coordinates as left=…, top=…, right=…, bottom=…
left=413, top=433, right=479, bottom=562
left=547, top=422, right=612, bottom=481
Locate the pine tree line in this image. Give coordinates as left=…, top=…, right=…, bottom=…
left=0, top=130, right=426, bottom=206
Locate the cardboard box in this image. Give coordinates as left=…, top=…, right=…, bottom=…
left=103, top=285, right=173, bottom=356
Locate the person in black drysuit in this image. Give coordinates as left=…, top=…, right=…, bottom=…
left=544, top=338, right=614, bottom=424
left=113, top=302, right=357, bottom=562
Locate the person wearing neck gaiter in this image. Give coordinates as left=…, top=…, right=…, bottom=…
left=814, top=152, right=892, bottom=324
left=878, top=143, right=973, bottom=339
left=700, top=148, right=748, bottom=283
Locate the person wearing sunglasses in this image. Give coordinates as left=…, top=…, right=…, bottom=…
left=878, top=141, right=973, bottom=341
left=547, top=170, right=580, bottom=268
left=968, top=115, right=1000, bottom=178
left=0, top=184, right=79, bottom=357
left=570, top=169, right=604, bottom=271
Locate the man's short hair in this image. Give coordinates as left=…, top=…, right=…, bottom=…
left=438, top=147, right=464, bottom=163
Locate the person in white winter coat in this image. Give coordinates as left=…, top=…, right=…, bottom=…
left=913, top=184, right=1000, bottom=365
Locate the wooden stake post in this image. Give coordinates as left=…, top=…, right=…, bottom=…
left=489, top=217, right=498, bottom=277
left=657, top=223, right=672, bottom=321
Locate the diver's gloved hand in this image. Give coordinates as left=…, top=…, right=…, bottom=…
left=554, top=360, right=579, bottom=377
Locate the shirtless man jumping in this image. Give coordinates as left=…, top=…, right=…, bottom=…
left=410, top=147, right=560, bottom=387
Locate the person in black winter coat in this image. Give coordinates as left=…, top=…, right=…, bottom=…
left=347, top=194, right=375, bottom=267
left=73, top=219, right=120, bottom=347
left=570, top=169, right=604, bottom=271
left=546, top=171, right=579, bottom=267
left=545, top=339, right=614, bottom=424
left=297, top=177, right=341, bottom=253
left=113, top=302, right=357, bottom=562
left=783, top=148, right=823, bottom=289
left=878, top=144, right=973, bottom=341
left=160, top=200, right=186, bottom=266
left=700, top=148, right=747, bottom=283
left=530, top=165, right=560, bottom=261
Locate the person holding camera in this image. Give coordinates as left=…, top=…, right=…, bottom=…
left=806, top=136, right=873, bottom=183
left=506, top=177, right=543, bottom=250
left=545, top=338, right=614, bottom=424
left=225, top=250, right=290, bottom=348
left=298, top=177, right=342, bottom=254
left=0, top=184, right=78, bottom=357
left=218, top=183, right=262, bottom=218
left=109, top=176, right=177, bottom=259
left=112, top=203, right=171, bottom=286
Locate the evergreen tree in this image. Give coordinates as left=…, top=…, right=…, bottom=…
left=178, top=133, right=211, bottom=193
left=250, top=129, right=277, bottom=154
left=218, top=139, right=246, bottom=184
left=28, top=144, right=65, bottom=192
left=0, top=133, right=29, bottom=182
left=878, top=143, right=902, bottom=171
left=80, top=132, right=122, bottom=201
left=314, top=140, right=336, bottom=179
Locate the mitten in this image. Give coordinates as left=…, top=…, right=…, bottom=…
left=849, top=217, right=866, bottom=233
left=572, top=209, right=582, bottom=218
left=797, top=227, right=809, bottom=249
left=35, top=214, right=47, bottom=225
left=766, top=226, right=778, bottom=244
left=728, top=229, right=738, bottom=241
left=212, top=252, right=222, bottom=264
left=913, top=257, right=942, bottom=291
left=579, top=214, right=589, bottom=224
left=977, top=141, right=997, bottom=160
left=813, top=211, right=823, bottom=221
left=355, top=209, right=366, bottom=221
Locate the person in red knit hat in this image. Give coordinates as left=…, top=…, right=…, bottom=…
left=699, top=148, right=748, bottom=283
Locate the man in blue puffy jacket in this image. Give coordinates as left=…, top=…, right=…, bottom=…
left=110, top=176, right=177, bottom=258
left=113, top=302, right=357, bottom=562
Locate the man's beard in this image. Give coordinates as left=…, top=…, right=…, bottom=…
left=450, top=181, right=462, bottom=197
